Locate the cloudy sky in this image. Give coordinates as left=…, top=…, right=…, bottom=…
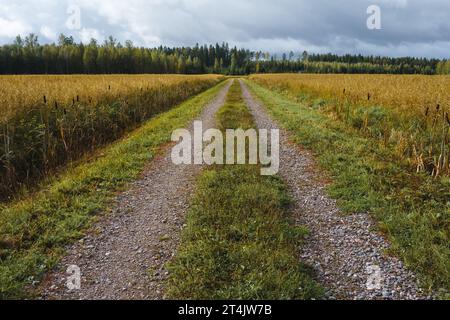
left=0, top=0, right=449, bottom=58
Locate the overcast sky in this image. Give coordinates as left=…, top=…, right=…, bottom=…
left=1, top=0, right=449, bottom=58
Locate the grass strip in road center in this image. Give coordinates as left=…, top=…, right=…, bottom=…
left=166, top=81, right=323, bottom=299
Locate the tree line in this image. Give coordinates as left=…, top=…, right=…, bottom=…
left=0, top=33, right=448, bottom=75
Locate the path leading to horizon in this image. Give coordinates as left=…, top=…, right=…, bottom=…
left=39, top=82, right=232, bottom=300
left=240, top=79, right=424, bottom=300
left=39, top=79, right=425, bottom=300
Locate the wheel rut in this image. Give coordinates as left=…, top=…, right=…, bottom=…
left=240, top=80, right=425, bottom=300
left=39, top=81, right=232, bottom=300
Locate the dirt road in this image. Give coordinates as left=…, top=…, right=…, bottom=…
left=240, top=80, right=424, bottom=300
left=40, top=81, right=232, bottom=300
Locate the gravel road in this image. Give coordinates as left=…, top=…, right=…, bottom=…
left=39, top=81, right=232, bottom=300
left=38, top=78, right=426, bottom=300
left=240, top=80, right=426, bottom=300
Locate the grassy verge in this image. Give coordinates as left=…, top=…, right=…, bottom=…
left=166, top=81, right=323, bottom=300
left=0, top=80, right=229, bottom=299
left=245, top=80, right=449, bottom=296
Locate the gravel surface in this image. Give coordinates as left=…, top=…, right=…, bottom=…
left=240, top=80, right=426, bottom=300
left=39, top=82, right=232, bottom=300
left=37, top=79, right=427, bottom=301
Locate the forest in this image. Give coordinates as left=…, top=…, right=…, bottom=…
left=0, top=33, right=449, bottom=75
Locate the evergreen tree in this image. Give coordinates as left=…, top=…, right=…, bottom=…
left=0, top=35, right=444, bottom=75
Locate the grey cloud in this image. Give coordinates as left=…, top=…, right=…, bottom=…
left=0, top=0, right=449, bottom=58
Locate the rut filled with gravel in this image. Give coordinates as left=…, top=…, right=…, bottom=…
left=39, top=82, right=232, bottom=300
left=240, top=80, right=426, bottom=300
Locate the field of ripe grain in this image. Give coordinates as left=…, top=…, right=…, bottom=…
left=0, top=75, right=222, bottom=200
left=250, top=74, right=450, bottom=177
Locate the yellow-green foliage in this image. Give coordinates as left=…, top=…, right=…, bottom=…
left=436, top=60, right=450, bottom=75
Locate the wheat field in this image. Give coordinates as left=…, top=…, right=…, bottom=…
left=0, top=74, right=222, bottom=199
left=250, top=74, right=450, bottom=177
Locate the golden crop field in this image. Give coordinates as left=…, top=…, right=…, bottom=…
left=250, top=74, right=450, bottom=176
left=0, top=74, right=222, bottom=199
left=250, top=74, right=450, bottom=116
left=0, top=75, right=221, bottom=122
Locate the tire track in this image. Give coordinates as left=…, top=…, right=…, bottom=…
left=39, top=81, right=232, bottom=300
left=240, top=80, right=425, bottom=300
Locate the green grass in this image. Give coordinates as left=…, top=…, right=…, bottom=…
left=216, top=81, right=255, bottom=132
left=166, top=81, right=323, bottom=300
left=0, top=80, right=229, bottom=299
left=245, top=80, right=449, bottom=297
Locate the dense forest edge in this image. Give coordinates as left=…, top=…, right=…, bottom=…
left=1, top=33, right=450, bottom=75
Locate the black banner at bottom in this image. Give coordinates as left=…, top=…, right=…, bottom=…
left=0, top=300, right=442, bottom=318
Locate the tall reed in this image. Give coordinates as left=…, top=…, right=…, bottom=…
left=0, top=75, right=222, bottom=200
left=250, top=74, right=450, bottom=177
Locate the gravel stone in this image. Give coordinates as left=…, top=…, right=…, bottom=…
left=38, top=80, right=427, bottom=300
left=240, top=80, right=425, bottom=300
left=39, top=82, right=232, bottom=300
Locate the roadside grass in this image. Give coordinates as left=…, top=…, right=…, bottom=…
left=0, top=80, right=229, bottom=299
left=245, top=80, right=449, bottom=296
left=166, top=81, right=323, bottom=300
